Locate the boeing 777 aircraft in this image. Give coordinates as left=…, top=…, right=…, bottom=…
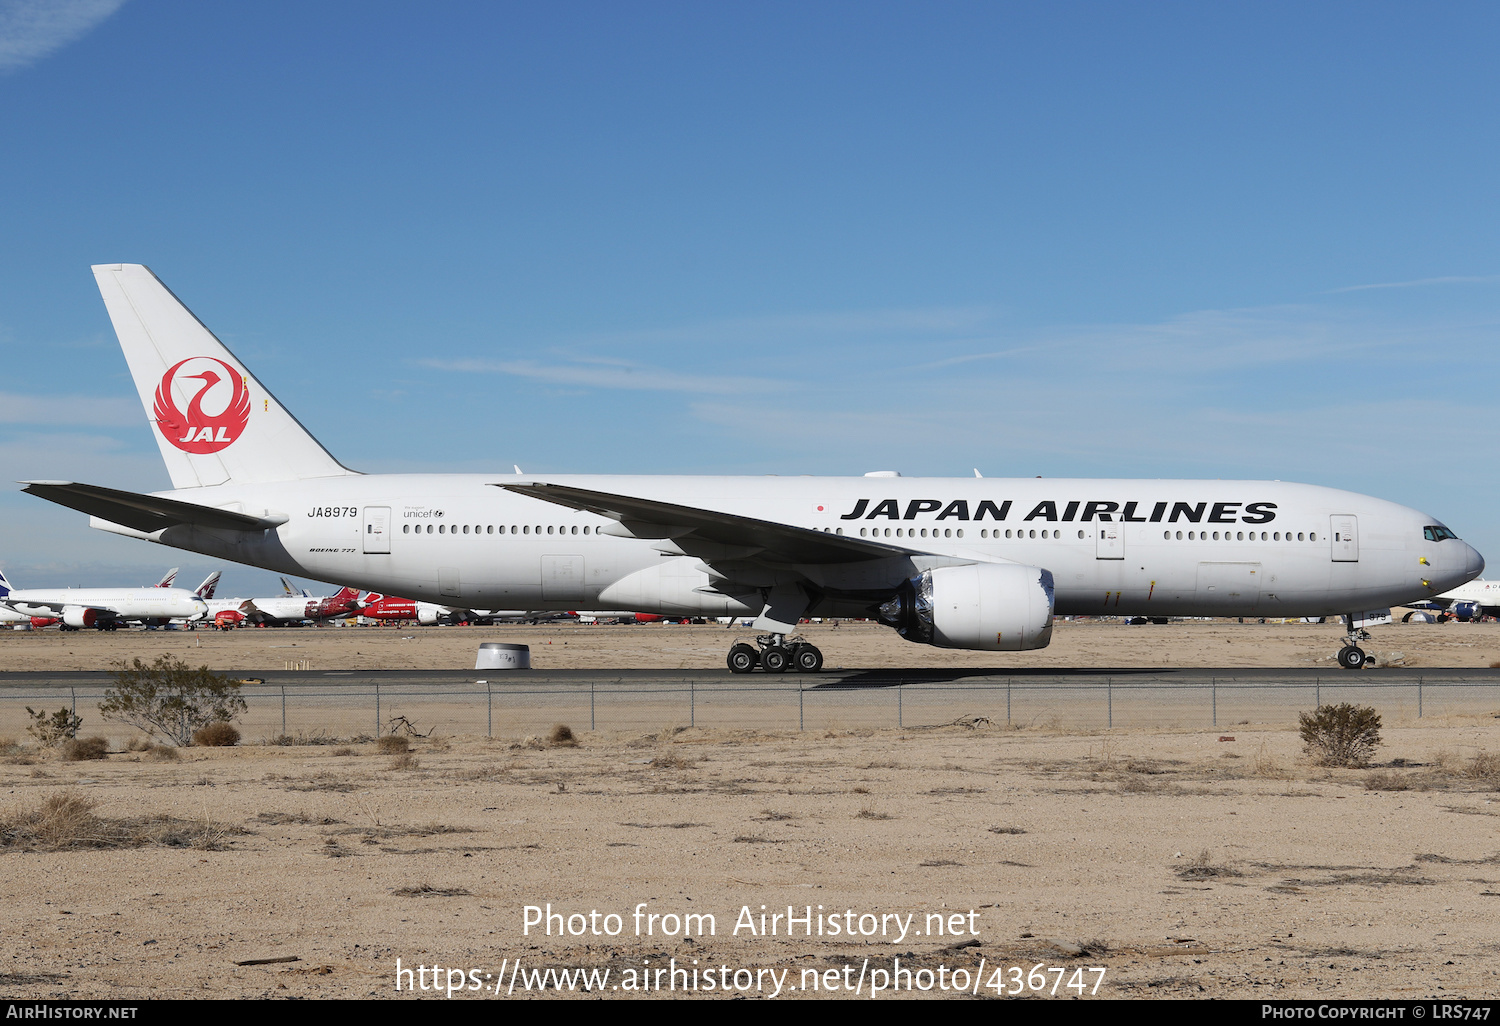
left=18, top=264, right=1486, bottom=670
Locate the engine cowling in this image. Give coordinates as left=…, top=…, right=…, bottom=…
left=62, top=606, right=100, bottom=629
left=877, top=564, right=1054, bottom=651
left=1453, top=600, right=1483, bottom=622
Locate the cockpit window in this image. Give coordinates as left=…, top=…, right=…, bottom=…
left=1424, top=525, right=1458, bottom=542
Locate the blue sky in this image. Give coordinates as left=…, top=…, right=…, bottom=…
left=1, top=1, right=1497, bottom=592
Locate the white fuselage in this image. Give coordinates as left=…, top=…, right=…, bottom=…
left=88, top=475, right=1482, bottom=621
left=2, top=586, right=209, bottom=625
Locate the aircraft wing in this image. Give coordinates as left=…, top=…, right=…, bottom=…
left=21, top=481, right=288, bottom=534
left=9, top=599, right=122, bottom=617
left=495, top=482, right=915, bottom=565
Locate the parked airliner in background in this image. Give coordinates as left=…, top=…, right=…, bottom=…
left=18, top=264, right=1486, bottom=670
left=1403, top=579, right=1500, bottom=622
left=0, top=568, right=208, bottom=630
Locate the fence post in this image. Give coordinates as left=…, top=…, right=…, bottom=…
left=1107, top=677, right=1112, bottom=729
left=1315, top=677, right=1320, bottom=710
left=487, top=680, right=492, bottom=739
left=898, top=684, right=903, bottom=729
left=70, top=686, right=76, bottom=718
left=281, top=685, right=287, bottom=737
left=798, top=683, right=804, bottom=732
left=1212, top=677, right=1217, bottom=728
left=591, top=679, right=596, bottom=732
left=375, top=682, right=381, bottom=735
left=1006, top=678, right=1011, bottom=726
left=1418, top=676, right=1423, bottom=719
left=691, top=678, right=695, bottom=729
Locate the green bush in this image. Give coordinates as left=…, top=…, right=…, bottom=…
left=26, top=707, right=82, bottom=747
left=1299, top=703, right=1382, bottom=767
left=100, top=656, right=247, bottom=747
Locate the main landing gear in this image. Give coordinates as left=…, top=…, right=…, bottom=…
left=727, top=634, right=824, bottom=674
left=1336, top=615, right=1374, bottom=670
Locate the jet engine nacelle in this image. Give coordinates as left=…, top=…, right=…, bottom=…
left=1453, top=600, right=1483, bottom=622
left=417, top=605, right=442, bottom=625
left=62, top=606, right=100, bottom=629
left=878, top=563, right=1055, bottom=651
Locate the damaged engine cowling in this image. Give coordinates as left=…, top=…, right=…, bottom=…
left=877, top=563, right=1054, bottom=651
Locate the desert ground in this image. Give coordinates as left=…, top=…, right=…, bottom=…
left=2, top=615, right=1499, bottom=672
left=0, top=619, right=1496, bottom=1001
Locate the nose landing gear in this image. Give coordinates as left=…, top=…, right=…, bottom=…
left=726, top=634, right=824, bottom=674
left=1335, top=614, right=1376, bottom=669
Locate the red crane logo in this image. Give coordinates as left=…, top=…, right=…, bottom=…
left=153, top=358, right=251, bottom=454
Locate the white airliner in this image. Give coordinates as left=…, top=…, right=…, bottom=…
left=0, top=568, right=209, bottom=630
left=1403, top=579, right=1500, bottom=621
left=18, top=264, right=1485, bottom=670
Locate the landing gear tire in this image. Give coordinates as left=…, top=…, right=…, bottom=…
left=1337, top=645, right=1366, bottom=670
left=760, top=646, right=791, bottom=673
left=727, top=644, right=759, bottom=674
left=792, top=644, right=824, bottom=673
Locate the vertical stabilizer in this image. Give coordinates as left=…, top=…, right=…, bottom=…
left=92, top=264, right=356, bottom=489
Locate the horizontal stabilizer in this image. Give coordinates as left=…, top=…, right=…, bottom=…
left=21, top=481, right=287, bottom=534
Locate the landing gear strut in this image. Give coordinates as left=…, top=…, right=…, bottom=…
left=726, top=634, right=824, bottom=674
left=1336, top=615, right=1373, bottom=670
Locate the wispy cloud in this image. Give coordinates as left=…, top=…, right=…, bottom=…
left=1326, top=274, right=1500, bottom=294
left=0, top=0, right=127, bottom=73
left=419, top=357, right=784, bottom=394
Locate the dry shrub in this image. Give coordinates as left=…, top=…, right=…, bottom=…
left=1299, top=704, right=1382, bottom=767
left=650, top=752, right=693, bottom=769
left=1467, top=752, right=1500, bottom=787
left=548, top=724, right=578, bottom=747
left=125, top=737, right=152, bottom=752
left=331, top=747, right=355, bottom=757
left=1251, top=742, right=1294, bottom=779
left=142, top=744, right=179, bottom=762
left=192, top=722, right=240, bottom=747
left=392, top=883, right=472, bottom=898
left=376, top=735, right=409, bottom=755
left=1176, top=850, right=1242, bottom=880
left=855, top=809, right=893, bottom=820
left=61, top=737, right=109, bottom=762
left=387, top=753, right=420, bottom=770
left=1365, top=770, right=1412, bottom=791
left=0, top=790, right=241, bottom=851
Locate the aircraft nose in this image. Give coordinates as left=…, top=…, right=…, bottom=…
left=1466, top=543, right=1485, bottom=579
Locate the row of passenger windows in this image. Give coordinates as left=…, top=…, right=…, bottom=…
left=404, top=524, right=593, bottom=535
left=400, top=523, right=1315, bottom=543
left=1165, top=530, right=1314, bottom=541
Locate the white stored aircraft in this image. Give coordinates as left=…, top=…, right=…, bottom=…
left=0, top=568, right=208, bottom=630
left=1403, top=578, right=1500, bottom=622
left=19, top=264, right=1486, bottom=670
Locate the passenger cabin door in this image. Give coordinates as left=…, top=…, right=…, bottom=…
left=362, top=506, right=391, bottom=554
left=1330, top=515, right=1359, bottom=562
left=1095, top=523, right=1124, bottom=559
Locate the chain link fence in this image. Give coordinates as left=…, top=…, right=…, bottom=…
left=3, top=674, right=1498, bottom=742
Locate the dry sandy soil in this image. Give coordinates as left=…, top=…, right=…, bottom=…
left=3, top=616, right=1500, bottom=672
left=1, top=620, right=1497, bottom=1002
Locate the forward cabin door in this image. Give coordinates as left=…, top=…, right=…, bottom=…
left=1095, top=523, right=1124, bottom=559
left=363, top=506, right=391, bottom=554
left=1330, top=515, right=1359, bottom=562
